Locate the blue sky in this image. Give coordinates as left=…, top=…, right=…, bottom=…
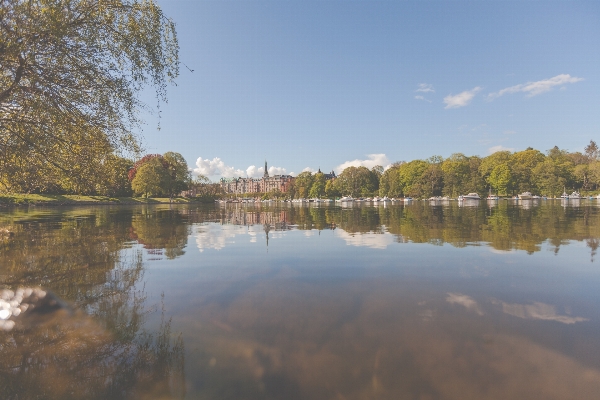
left=141, top=1, right=600, bottom=180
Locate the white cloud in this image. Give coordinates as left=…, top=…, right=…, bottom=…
left=195, top=224, right=240, bottom=252
left=268, top=166, right=288, bottom=176
left=245, top=165, right=289, bottom=177
left=302, top=167, right=317, bottom=173
left=489, top=248, right=514, bottom=255
left=498, top=301, right=589, bottom=324
left=488, top=74, right=584, bottom=100
left=335, top=230, right=394, bottom=250
left=194, top=157, right=288, bottom=178
left=195, top=224, right=288, bottom=252
left=488, top=145, right=515, bottom=154
left=415, top=95, right=432, bottom=103
left=335, top=154, right=391, bottom=174
left=416, top=83, right=435, bottom=93
left=443, top=87, right=481, bottom=109
left=446, top=293, right=484, bottom=315
left=194, top=157, right=246, bottom=178
left=244, top=165, right=259, bottom=178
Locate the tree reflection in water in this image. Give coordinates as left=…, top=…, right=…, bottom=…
left=217, top=201, right=600, bottom=257
left=0, top=207, right=185, bottom=400
left=129, top=206, right=191, bottom=259
left=2, top=202, right=600, bottom=399
left=0, top=289, right=184, bottom=400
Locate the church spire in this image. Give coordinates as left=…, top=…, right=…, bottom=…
left=264, top=160, right=269, bottom=177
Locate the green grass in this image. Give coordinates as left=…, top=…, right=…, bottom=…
left=0, top=194, right=205, bottom=206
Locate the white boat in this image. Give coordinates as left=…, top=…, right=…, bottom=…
left=339, top=196, right=353, bottom=202
left=372, top=196, right=382, bottom=202
left=458, top=193, right=481, bottom=201
left=562, top=191, right=581, bottom=200
left=518, top=192, right=533, bottom=200
left=402, top=197, right=413, bottom=202
left=382, top=196, right=391, bottom=202
left=486, top=189, right=498, bottom=201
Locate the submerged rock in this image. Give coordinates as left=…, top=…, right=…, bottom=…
left=0, top=287, right=72, bottom=331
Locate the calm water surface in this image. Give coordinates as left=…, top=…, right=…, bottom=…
left=1, top=200, right=600, bottom=399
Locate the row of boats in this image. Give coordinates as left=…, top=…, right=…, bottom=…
left=218, top=197, right=411, bottom=204
left=444, top=191, right=590, bottom=201
left=443, top=191, right=590, bottom=201
left=218, top=191, right=596, bottom=204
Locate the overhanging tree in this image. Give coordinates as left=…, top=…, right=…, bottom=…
left=128, top=152, right=189, bottom=198
left=163, top=151, right=190, bottom=198
left=131, top=156, right=169, bottom=197
left=0, top=0, right=179, bottom=192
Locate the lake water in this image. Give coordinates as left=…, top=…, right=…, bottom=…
left=1, top=200, right=600, bottom=399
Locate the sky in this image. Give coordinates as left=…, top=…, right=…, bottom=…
left=139, top=1, right=600, bottom=180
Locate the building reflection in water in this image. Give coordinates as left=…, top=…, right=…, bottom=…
left=2, top=202, right=600, bottom=399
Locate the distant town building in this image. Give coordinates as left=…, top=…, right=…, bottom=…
left=220, top=161, right=294, bottom=194
left=318, top=168, right=336, bottom=180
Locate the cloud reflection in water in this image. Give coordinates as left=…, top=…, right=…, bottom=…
left=334, top=229, right=394, bottom=249
left=446, top=292, right=485, bottom=315
left=497, top=301, right=589, bottom=324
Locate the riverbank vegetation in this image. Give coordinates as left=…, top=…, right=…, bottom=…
left=0, top=194, right=204, bottom=206
left=4, top=141, right=599, bottom=205
left=291, top=141, right=600, bottom=199
left=1, top=0, right=179, bottom=194
left=2, top=2, right=597, bottom=203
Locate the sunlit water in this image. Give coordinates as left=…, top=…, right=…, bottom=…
left=1, top=200, right=600, bottom=399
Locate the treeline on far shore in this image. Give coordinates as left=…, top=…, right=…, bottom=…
left=287, top=141, right=600, bottom=200
left=0, top=151, right=217, bottom=201
left=2, top=142, right=600, bottom=201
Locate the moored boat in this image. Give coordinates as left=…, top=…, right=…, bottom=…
left=562, top=191, right=582, bottom=200
left=458, top=193, right=481, bottom=201
left=518, top=192, right=533, bottom=200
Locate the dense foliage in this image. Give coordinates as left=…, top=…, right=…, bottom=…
left=384, top=143, right=600, bottom=198
left=129, top=152, right=190, bottom=198
left=0, top=207, right=186, bottom=398
left=0, top=0, right=179, bottom=193
left=286, top=141, right=600, bottom=200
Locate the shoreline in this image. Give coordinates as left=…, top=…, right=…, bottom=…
left=0, top=194, right=215, bottom=208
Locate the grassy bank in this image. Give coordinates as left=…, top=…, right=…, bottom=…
left=0, top=194, right=213, bottom=207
